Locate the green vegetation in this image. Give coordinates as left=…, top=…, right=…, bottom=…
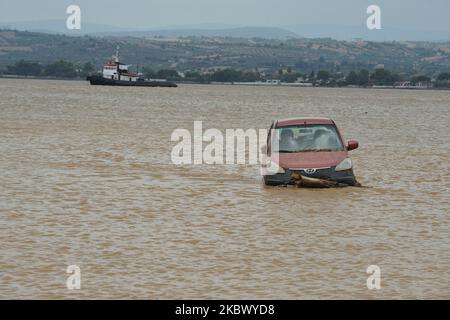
left=435, top=72, right=450, bottom=88
left=1, top=29, right=450, bottom=76
left=81, top=62, right=95, bottom=76
left=316, top=70, right=330, bottom=81
left=3, top=59, right=90, bottom=78
left=437, top=72, right=450, bottom=81
left=210, top=68, right=261, bottom=82
left=358, top=70, right=370, bottom=86
left=184, top=71, right=209, bottom=83
left=371, top=68, right=402, bottom=86
left=1, top=59, right=448, bottom=88
left=0, top=29, right=449, bottom=88
left=345, top=71, right=358, bottom=85
left=155, top=69, right=180, bottom=80
left=411, top=75, right=431, bottom=84
left=7, top=60, right=42, bottom=76
left=44, top=60, right=77, bottom=78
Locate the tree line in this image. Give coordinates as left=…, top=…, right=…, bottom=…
left=2, top=60, right=95, bottom=78
left=179, top=68, right=450, bottom=87
left=2, top=59, right=450, bottom=88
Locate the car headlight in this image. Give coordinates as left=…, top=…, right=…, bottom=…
left=335, top=158, right=353, bottom=171
left=261, top=160, right=285, bottom=175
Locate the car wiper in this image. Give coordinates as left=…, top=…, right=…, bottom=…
left=278, top=149, right=338, bottom=153
left=279, top=149, right=337, bottom=153
left=279, top=149, right=312, bottom=153
left=278, top=150, right=299, bottom=153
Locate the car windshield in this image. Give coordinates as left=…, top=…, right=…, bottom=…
left=274, top=124, right=344, bottom=153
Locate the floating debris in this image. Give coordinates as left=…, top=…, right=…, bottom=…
left=291, top=173, right=361, bottom=188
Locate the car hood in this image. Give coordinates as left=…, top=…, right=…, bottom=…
left=276, top=151, right=348, bottom=169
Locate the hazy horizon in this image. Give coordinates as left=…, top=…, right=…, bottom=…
left=1, top=0, right=449, bottom=41
left=1, top=0, right=449, bottom=30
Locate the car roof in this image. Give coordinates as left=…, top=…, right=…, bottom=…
left=275, top=117, right=335, bottom=127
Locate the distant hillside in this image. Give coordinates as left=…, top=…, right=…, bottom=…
left=285, top=24, right=450, bottom=42
left=2, top=20, right=449, bottom=42
left=0, top=21, right=300, bottom=40
left=0, top=20, right=134, bottom=35
left=94, top=26, right=301, bottom=40
left=0, top=29, right=449, bottom=76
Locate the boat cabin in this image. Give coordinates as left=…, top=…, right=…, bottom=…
left=102, top=47, right=139, bottom=82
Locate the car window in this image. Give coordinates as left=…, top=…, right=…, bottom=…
left=274, top=124, right=344, bottom=152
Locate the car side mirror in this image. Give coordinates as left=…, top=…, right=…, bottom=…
left=347, top=140, right=359, bottom=151
left=260, top=145, right=267, bottom=154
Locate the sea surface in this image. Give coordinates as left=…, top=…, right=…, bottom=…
left=0, top=79, right=449, bottom=299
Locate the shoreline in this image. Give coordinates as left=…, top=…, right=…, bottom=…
left=1, top=75, right=449, bottom=91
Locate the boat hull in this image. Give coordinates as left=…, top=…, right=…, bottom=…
left=87, top=75, right=177, bottom=87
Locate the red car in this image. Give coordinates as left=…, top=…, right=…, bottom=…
left=262, top=117, right=359, bottom=186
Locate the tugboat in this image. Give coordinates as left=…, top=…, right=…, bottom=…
left=87, top=47, right=177, bottom=87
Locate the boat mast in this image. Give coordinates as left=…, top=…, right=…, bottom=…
left=115, top=45, right=120, bottom=80
left=115, top=45, right=120, bottom=63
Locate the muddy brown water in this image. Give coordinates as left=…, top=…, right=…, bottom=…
left=0, top=79, right=449, bottom=299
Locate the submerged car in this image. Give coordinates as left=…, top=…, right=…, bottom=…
left=262, top=117, right=359, bottom=186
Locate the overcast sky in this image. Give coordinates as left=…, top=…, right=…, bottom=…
left=1, top=0, right=449, bottom=30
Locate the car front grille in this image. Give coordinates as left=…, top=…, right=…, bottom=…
left=288, top=167, right=334, bottom=180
